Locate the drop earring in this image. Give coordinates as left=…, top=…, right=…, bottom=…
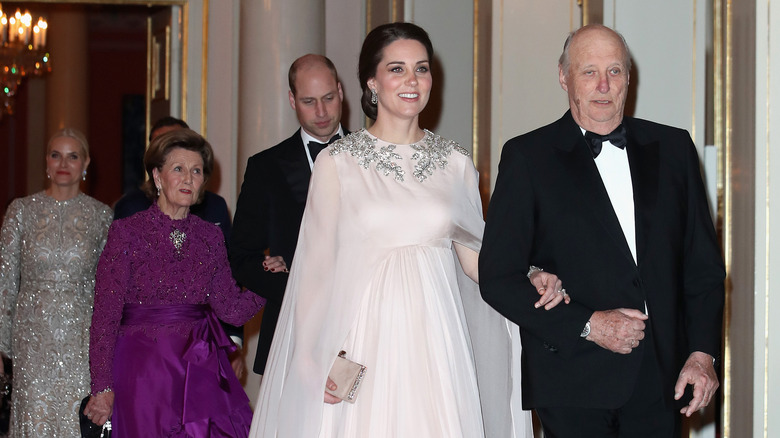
left=371, top=89, right=378, bottom=105
left=82, top=170, right=87, bottom=181
left=156, top=186, right=161, bottom=197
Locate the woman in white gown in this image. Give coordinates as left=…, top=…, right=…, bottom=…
left=250, top=22, right=567, bottom=438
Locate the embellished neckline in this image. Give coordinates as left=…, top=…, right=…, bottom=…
left=330, top=129, right=469, bottom=182
left=151, top=201, right=193, bottom=224
left=40, top=190, right=84, bottom=205
left=151, top=201, right=193, bottom=260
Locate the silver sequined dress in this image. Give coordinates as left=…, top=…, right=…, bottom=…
left=0, top=192, right=112, bottom=437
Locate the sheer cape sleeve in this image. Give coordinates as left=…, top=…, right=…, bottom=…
left=251, top=151, right=352, bottom=436
left=454, top=156, right=531, bottom=438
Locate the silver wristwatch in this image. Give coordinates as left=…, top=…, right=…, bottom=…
left=580, top=321, right=591, bottom=338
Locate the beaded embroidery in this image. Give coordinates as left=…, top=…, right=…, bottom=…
left=410, top=131, right=470, bottom=182
left=331, top=130, right=405, bottom=181
left=330, top=129, right=470, bottom=182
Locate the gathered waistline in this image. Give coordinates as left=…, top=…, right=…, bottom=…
left=121, top=304, right=209, bottom=326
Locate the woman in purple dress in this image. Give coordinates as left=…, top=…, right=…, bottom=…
left=83, top=129, right=266, bottom=436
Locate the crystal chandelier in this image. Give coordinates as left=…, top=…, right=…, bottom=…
left=0, top=2, right=52, bottom=119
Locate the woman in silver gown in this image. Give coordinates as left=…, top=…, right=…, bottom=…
left=0, top=128, right=113, bottom=437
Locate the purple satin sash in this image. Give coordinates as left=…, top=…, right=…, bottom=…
left=120, top=304, right=238, bottom=425
left=121, top=303, right=210, bottom=325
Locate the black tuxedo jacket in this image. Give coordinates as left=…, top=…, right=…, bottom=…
left=230, top=129, right=342, bottom=373
left=479, top=111, right=725, bottom=409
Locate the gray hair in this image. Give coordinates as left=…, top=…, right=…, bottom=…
left=558, top=24, right=632, bottom=75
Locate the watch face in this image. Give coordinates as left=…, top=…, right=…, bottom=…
left=581, top=321, right=591, bottom=337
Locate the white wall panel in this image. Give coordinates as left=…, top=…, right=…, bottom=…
left=490, top=0, right=580, bottom=189
left=606, top=0, right=707, bottom=156
left=406, top=0, right=475, bottom=151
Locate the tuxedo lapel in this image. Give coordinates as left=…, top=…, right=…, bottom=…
left=625, top=120, right=660, bottom=267
left=554, top=113, right=635, bottom=264
left=277, top=130, right=312, bottom=204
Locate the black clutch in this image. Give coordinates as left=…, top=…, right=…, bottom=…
left=78, top=396, right=112, bottom=438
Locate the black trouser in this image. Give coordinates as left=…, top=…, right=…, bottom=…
left=537, top=330, right=679, bottom=438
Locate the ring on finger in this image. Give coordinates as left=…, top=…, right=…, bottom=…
left=559, top=288, right=568, bottom=298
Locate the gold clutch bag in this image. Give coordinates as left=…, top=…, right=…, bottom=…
left=326, top=351, right=367, bottom=403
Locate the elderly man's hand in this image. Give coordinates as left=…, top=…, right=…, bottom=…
left=675, top=351, right=718, bottom=417
left=585, top=308, right=647, bottom=354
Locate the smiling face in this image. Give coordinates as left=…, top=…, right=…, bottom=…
left=367, top=38, right=432, bottom=123
left=559, top=26, right=630, bottom=134
left=152, top=147, right=205, bottom=218
left=46, top=136, right=89, bottom=189
left=289, top=62, right=343, bottom=143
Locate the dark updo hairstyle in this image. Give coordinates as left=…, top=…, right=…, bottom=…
left=141, top=128, right=214, bottom=200
left=358, top=22, right=434, bottom=120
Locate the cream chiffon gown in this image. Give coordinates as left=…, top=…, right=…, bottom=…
left=250, top=129, right=531, bottom=438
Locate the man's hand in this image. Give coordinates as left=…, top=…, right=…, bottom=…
left=675, top=351, right=718, bottom=417
left=324, top=377, right=342, bottom=404
left=586, top=308, right=647, bottom=354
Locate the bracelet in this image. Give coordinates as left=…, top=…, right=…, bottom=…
left=527, top=265, right=543, bottom=279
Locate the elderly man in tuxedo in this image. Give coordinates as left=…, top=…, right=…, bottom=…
left=230, top=54, right=347, bottom=375
left=479, top=24, right=725, bottom=437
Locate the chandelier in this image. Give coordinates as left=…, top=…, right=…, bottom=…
left=0, top=2, right=52, bottom=119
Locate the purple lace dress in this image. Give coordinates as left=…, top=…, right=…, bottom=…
left=89, top=203, right=265, bottom=437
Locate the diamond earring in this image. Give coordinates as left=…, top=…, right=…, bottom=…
left=370, top=89, right=378, bottom=105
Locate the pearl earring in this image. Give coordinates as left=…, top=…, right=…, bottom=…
left=82, top=170, right=87, bottom=181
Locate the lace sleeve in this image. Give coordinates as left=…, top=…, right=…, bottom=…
left=0, top=199, right=24, bottom=355
left=89, top=222, right=130, bottom=394
left=206, top=227, right=266, bottom=325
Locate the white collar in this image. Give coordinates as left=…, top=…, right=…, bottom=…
left=301, top=125, right=344, bottom=170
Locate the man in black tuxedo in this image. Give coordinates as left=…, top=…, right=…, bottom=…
left=479, top=25, right=725, bottom=437
left=230, top=54, right=346, bottom=375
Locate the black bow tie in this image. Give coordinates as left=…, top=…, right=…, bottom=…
left=307, top=134, right=341, bottom=161
left=584, top=125, right=627, bottom=158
